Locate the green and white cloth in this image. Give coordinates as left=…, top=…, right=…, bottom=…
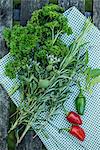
left=0, top=7, right=100, bottom=150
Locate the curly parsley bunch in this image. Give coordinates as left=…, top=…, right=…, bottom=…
left=3, top=4, right=72, bottom=78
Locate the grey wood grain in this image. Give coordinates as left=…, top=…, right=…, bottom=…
left=20, top=0, right=49, bottom=26
left=58, top=0, right=85, bottom=13
left=0, top=86, right=10, bottom=150
left=93, top=0, right=100, bottom=29
left=0, top=0, right=13, bottom=58
left=0, top=1, right=12, bottom=150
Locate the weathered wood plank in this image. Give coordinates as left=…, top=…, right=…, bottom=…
left=13, top=9, right=20, bottom=21
left=0, top=1, right=13, bottom=150
left=0, top=87, right=9, bottom=150
left=0, top=0, right=13, bottom=58
left=20, top=0, right=49, bottom=26
left=93, top=0, right=100, bottom=29
left=58, top=0, right=85, bottom=13
left=0, top=86, right=10, bottom=150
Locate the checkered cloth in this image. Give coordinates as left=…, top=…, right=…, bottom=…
left=0, top=7, right=100, bottom=150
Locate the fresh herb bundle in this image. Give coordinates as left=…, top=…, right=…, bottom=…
left=3, top=4, right=100, bottom=144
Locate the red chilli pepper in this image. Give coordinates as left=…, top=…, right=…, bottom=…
left=66, top=111, right=82, bottom=125
left=69, top=125, right=85, bottom=141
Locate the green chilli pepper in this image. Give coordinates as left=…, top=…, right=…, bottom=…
left=75, top=91, right=86, bottom=115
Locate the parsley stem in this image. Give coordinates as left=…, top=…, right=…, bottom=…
left=52, top=30, right=62, bottom=45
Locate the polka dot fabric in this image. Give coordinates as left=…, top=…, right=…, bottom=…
left=0, top=7, right=100, bottom=150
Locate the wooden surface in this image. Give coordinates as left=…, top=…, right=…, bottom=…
left=0, top=1, right=12, bottom=150
left=93, top=0, right=100, bottom=29
left=0, top=86, right=10, bottom=150
left=2, top=0, right=100, bottom=150
left=0, top=0, right=13, bottom=58
left=58, top=0, right=85, bottom=13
